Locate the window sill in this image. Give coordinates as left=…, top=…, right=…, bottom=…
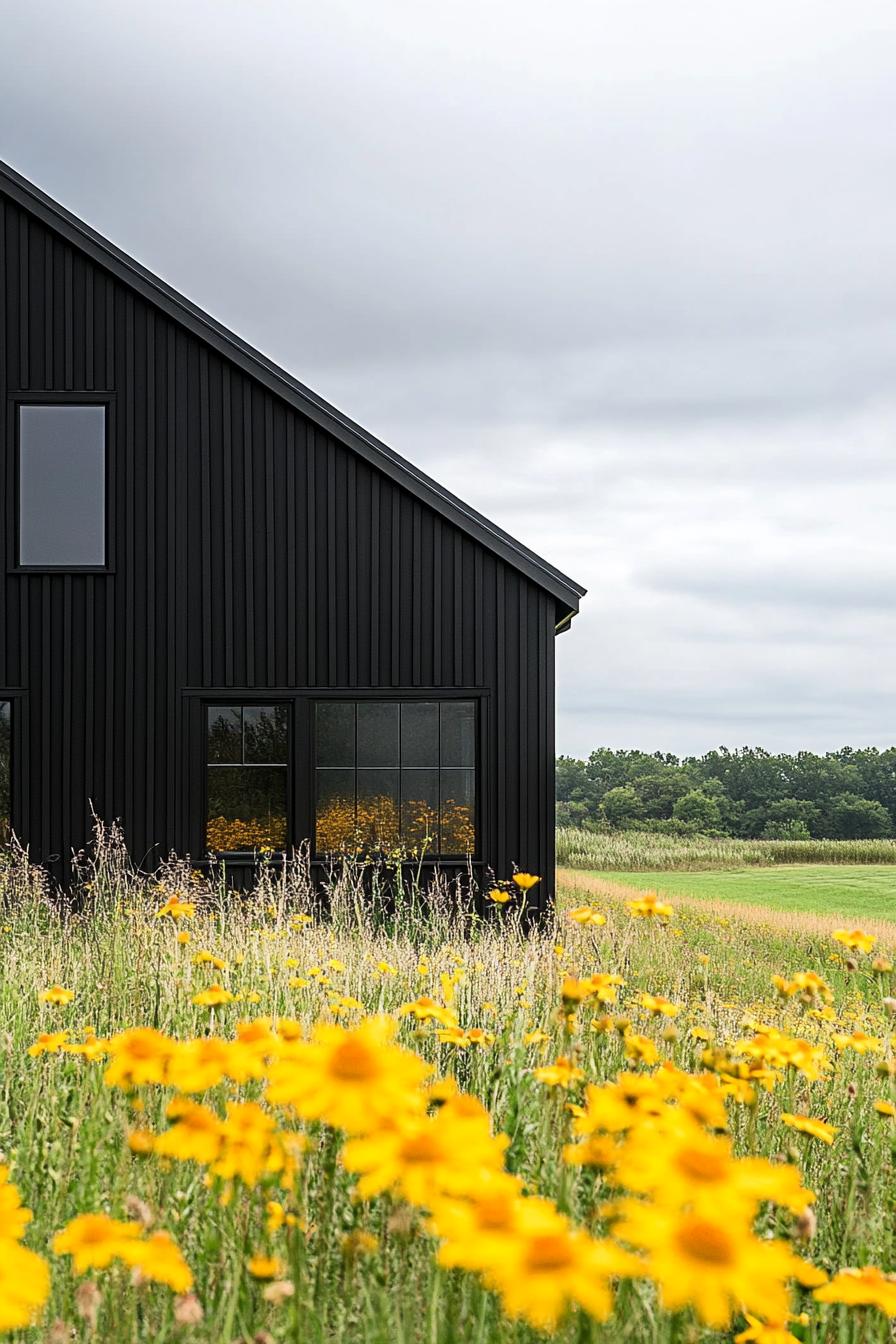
left=10, top=567, right=115, bottom=575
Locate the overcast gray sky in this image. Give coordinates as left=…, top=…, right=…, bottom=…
left=2, top=1, right=895, bottom=758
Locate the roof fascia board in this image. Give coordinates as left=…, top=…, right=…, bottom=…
left=0, top=160, right=585, bottom=617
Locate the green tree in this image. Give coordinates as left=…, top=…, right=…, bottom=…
left=824, top=793, right=892, bottom=840
left=761, top=818, right=811, bottom=840
left=672, top=790, right=722, bottom=832
left=601, top=786, right=644, bottom=828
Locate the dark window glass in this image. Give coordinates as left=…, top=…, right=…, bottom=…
left=19, top=406, right=106, bottom=566
left=401, top=768, right=439, bottom=849
left=357, top=702, right=399, bottom=767
left=357, top=768, right=400, bottom=849
left=208, top=706, right=242, bottom=763
left=440, top=700, right=476, bottom=766
left=244, top=705, right=288, bottom=763
left=0, top=702, right=9, bottom=843
left=316, top=702, right=355, bottom=767
left=207, top=704, right=288, bottom=852
left=401, top=702, right=438, bottom=766
left=440, top=768, right=476, bottom=854
left=207, top=767, right=286, bottom=852
left=314, top=700, right=476, bottom=856
left=316, top=768, right=356, bottom=852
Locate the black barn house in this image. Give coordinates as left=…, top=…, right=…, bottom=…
left=0, top=160, right=584, bottom=912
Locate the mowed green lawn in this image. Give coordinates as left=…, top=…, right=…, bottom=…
left=594, top=863, right=896, bottom=923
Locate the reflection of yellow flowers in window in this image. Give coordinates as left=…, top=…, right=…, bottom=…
left=441, top=799, right=475, bottom=854
left=207, top=816, right=287, bottom=852
left=315, top=794, right=474, bottom=856
left=401, top=799, right=439, bottom=849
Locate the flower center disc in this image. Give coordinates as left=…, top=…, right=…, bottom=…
left=400, top=1133, right=443, bottom=1164
left=330, top=1040, right=378, bottom=1081
left=676, top=1217, right=735, bottom=1265
left=526, top=1235, right=574, bottom=1272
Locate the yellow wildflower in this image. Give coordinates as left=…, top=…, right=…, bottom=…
left=534, top=1056, right=585, bottom=1088
left=513, top=873, right=541, bottom=891
left=38, top=985, right=75, bottom=1006
left=781, top=1113, right=838, bottom=1145
left=567, top=906, right=606, bottom=927
left=832, top=929, right=876, bottom=954
left=192, top=984, right=235, bottom=1007
left=53, top=1213, right=143, bottom=1273
left=815, top=1266, right=896, bottom=1315
left=627, top=891, right=673, bottom=919
left=265, top=1016, right=430, bottom=1133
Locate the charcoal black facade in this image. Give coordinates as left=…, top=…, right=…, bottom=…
left=0, top=160, right=584, bottom=913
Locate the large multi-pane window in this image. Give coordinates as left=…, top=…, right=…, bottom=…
left=315, top=701, right=476, bottom=856
left=18, top=405, right=107, bottom=567
left=0, top=702, right=9, bottom=843
left=207, top=704, right=288, bottom=852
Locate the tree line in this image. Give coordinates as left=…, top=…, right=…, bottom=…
left=556, top=747, right=896, bottom=840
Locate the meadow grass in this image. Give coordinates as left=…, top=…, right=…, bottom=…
left=1, top=836, right=896, bottom=1341
left=557, top=827, right=896, bottom=872
left=577, top=865, right=896, bottom=925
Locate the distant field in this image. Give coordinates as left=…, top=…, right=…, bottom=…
left=584, top=863, right=896, bottom=923
left=557, top=825, right=896, bottom=871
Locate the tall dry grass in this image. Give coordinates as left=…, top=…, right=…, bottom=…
left=557, top=826, right=896, bottom=871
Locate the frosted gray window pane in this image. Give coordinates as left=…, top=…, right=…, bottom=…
left=19, top=406, right=106, bottom=566
left=440, top=701, right=476, bottom=766
left=316, top=703, right=355, bottom=767
left=357, top=702, right=399, bottom=767
left=401, top=702, right=438, bottom=767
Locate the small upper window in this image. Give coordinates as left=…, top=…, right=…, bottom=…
left=18, top=405, right=106, bottom=567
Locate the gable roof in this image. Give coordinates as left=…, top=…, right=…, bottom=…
left=0, top=158, right=584, bottom=626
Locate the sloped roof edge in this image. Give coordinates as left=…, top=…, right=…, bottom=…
left=0, top=158, right=585, bottom=622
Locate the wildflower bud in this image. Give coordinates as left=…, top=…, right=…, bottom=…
left=613, top=1016, right=631, bottom=1035
left=872, top=956, right=893, bottom=973
left=385, top=1206, right=415, bottom=1237
left=44, top=1322, right=72, bottom=1344
left=74, top=1281, right=101, bottom=1329
left=796, top=1206, right=817, bottom=1241
left=173, top=1294, right=204, bottom=1326
left=661, top=1025, right=679, bottom=1043
left=876, top=1059, right=896, bottom=1077
left=261, top=1281, right=295, bottom=1306
left=847, top=1082, right=857, bottom=1099
left=845, top=958, right=857, bottom=972
left=124, top=1195, right=154, bottom=1228
left=883, top=998, right=896, bottom=1016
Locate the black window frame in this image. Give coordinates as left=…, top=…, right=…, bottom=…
left=312, top=698, right=479, bottom=860
left=204, top=700, right=292, bottom=857
left=0, top=696, right=12, bottom=845
left=8, top=393, right=115, bottom=574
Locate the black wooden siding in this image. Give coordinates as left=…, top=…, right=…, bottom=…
left=0, top=193, right=557, bottom=906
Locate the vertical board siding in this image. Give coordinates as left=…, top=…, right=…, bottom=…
left=0, top=196, right=558, bottom=907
